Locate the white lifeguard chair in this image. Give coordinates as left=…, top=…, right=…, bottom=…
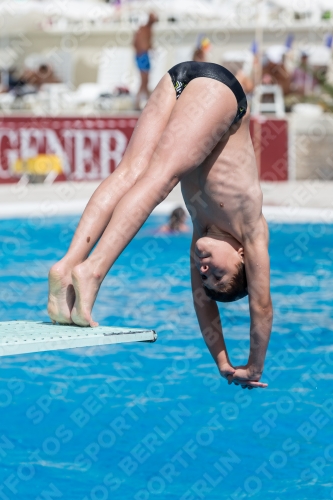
left=252, top=84, right=286, bottom=117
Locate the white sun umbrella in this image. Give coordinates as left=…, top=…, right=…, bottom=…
left=317, top=0, right=333, bottom=9
left=159, top=0, right=218, bottom=18
left=118, top=0, right=221, bottom=22
left=0, top=0, right=49, bottom=82
left=305, top=46, right=332, bottom=66
left=270, top=0, right=317, bottom=12
left=42, top=1, right=116, bottom=23
left=0, top=1, right=47, bottom=35
left=265, top=45, right=289, bottom=64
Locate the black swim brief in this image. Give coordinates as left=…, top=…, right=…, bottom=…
left=168, top=61, right=247, bottom=124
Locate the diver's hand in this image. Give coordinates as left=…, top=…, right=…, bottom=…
left=218, top=361, right=236, bottom=381
left=227, top=365, right=268, bottom=390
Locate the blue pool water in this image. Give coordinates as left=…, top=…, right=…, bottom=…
left=0, top=215, right=333, bottom=500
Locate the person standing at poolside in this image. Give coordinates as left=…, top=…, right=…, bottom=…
left=133, top=12, right=158, bottom=110
left=48, top=61, right=273, bottom=390
left=291, top=52, right=317, bottom=96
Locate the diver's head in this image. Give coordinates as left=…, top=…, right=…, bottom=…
left=194, top=228, right=248, bottom=302
left=148, top=12, right=158, bottom=24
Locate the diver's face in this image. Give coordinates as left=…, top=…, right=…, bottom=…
left=194, top=236, right=243, bottom=291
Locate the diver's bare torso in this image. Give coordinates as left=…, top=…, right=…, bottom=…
left=181, top=110, right=263, bottom=241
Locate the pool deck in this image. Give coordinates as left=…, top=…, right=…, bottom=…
left=1, top=180, right=333, bottom=222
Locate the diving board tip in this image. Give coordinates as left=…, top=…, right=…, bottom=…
left=0, top=321, right=157, bottom=357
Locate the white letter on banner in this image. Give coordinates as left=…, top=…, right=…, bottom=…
left=74, top=130, right=100, bottom=180
left=100, top=130, right=127, bottom=178
left=0, top=129, right=19, bottom=178
left=20, top=128, right=44, bottom=159
left=45, top=129, right=70, bottom=174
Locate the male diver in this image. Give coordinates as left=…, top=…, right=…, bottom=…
left=48, top=62, right=273, bottom=389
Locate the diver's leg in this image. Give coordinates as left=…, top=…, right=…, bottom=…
left=135, top=70, right=149, bottom=109
left=70, top=77, right=238, bottom=326
left=48, top=74, right=176, bottom=324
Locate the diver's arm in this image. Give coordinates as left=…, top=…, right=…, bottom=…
left=190, top=231, right=235, bottom=378
left=242, top=216, right=273, bottom=378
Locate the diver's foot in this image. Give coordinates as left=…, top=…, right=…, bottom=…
left=48, top=261, right=75, bottom=324
left=70, top=262, right=101, bottom=327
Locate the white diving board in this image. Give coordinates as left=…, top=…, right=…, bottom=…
left=0, top=321, right=157, bottom=357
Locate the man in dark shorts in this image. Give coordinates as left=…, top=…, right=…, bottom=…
left=48, top=62, right=273, bottom=390
left=133, top=12, right=158, bottom=109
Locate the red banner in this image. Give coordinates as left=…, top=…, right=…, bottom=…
left=0, top=116, right=288, bottom=183
left=250, top=117, right=289, bottom=182
left=0, top=116, right=138, bottom=183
